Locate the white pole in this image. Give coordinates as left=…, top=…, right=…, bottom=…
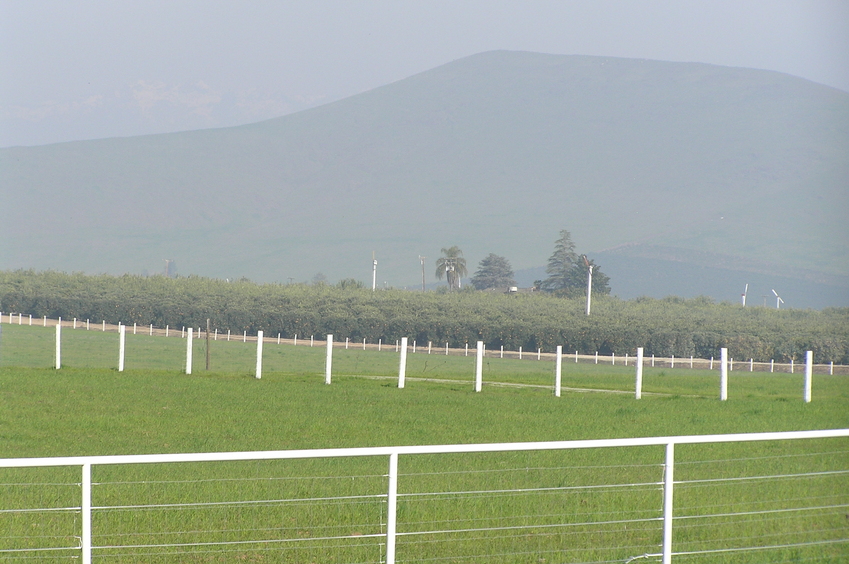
left=386, top=452, right=398, bottom=564
left=429, top=341, right=432, bottom=354
left=118, top=324, right=126, bottom=372
left=325, top=335, right=333, bottom=385
left=311, top=335, right=314, bottom=347
left=243, top=331, right=246, bottom=343
left=43, top=315, right=47, bottom=327
left=86, top=319, right=90, bottom=331
left=661, top=442, right=674, bottom=564
left=730, top=358, right=734, bottom=372
left=670, top=355, right=674, bottom=368
left=445, top=342, right=448, bottom=355
left=830, top=361, right=834, bottom=375
left=612, top=353, right=615, bottom=366
left=214, top=329, right=218, bottom=340
left=256, top=330, right=264, bottom=379
left=102, top=320, right=105, bottom=332
left=690, top=356, right=693, bottom=369
left=55, top=321, right=61, bottom=370
left=804, top=351, right=812, bottom=403
left=81, top=463, right=92, bottom=564
left=555, top=345, right=562, bottom=397
left=585, top=264, right=593, bottom=316
left=595, top=351, right=598, bottom=364
left=149, top=324, right=153, bottom=336
left=277, top=333, right=280, bottom=345
left=625, top=353, right=629, bottom=366
left=519, top=346, right=522, bottom=359
left=651, top=354, right=655, bottom=367
left=28, top=314, right=32, bottom=325
left=635, top=347, right=643, bottom=399
left=465, top=343, right=468, bottom=357
left=293, top=334, right=296, bottom=346
left=500, top=345, right=503, bottom=358
left=166, top=325, right=170, bottom=337
left=73, top=318, right=77, bottom=329
left=363, top=338, right=366, bottom=350
left=413, top=340, right=417, bottom=353
left=372, top=258, right=377, bottom=292
left=398, top=337, right=408, bottom=388
left=133, top=322, right=137, bottom=335
left=710, top=356, right=714, bottom=370
left=378, top=339, right=382, bottom=351
left=537, top=348, right=541, bottom=360
left=395, top=340, right=398, bottom=352
left=720, top=348, right=728, bottom=401
left=575, top=350, right=578, bottom=363
left=345, top=337, right=349, bottom=349
left=475, top=341, right=483, bottom=392
left=186, top=328, right=193, bottom=374
left=750, top=358, right=754, bottom=372
left=790, top=359, right=794, bottom=374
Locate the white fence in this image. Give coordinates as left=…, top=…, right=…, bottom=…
left=1, top=429, right=847, bottom=563
left=1, top=313, right=845, bottom=375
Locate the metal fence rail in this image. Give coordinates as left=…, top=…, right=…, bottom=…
left=1, top=429, right=847, bottom=563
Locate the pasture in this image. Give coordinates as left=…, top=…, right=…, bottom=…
left=0, top=323, right=847, bottom=562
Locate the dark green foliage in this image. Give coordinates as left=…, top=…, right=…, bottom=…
left=542, top=231, right=611, bottom=297
left=470, top=253, right=516, bottom=290
left=1, top=269, right=847, bottom=362
left=435, top=246, right=468, bottom=290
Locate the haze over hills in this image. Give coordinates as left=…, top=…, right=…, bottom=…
left=2, top=51, right=847, bottom=307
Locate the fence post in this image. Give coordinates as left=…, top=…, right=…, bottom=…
left=635, top=347, right=643, bottom=399
left=519, top=346, right=522, bottom=360
left=670, top=355, right=674, bottom=368
left=87, top=319, right=90, bottom=331
left=256, top=330, right=264, bottom=379
left=133, top=322, right=137, bottom=335
left=81, top=463, right=92, bottom=564
left=445, top=342, right=448, bottom=355
left=500, top=345, right=503, bottom=358
left=325, top=335, right=333, bottom=385
left=345, top=337, right=349, bottom=349
left=720, top=348, right=728, bottom=401
left=311, top=335, right=314, bottom=347
left=790, top=359, right=794, bottom=374
left=575, top=350, right=578, bottom=363
left=186, top=328, right=193, bottom=375
left=612, top=352, right=615, bottom=366
left=662, top=442, right=675, bottom=564
left=43, top=315, right=47, bottom=327
left=102, top=320, right=105, bottom=332
left=398, top=337, right=408, bottom=388
left=363, top=338, right=367, bottom=351
left=750, top=358, right=754, bottom=372
left=277, top=333, right=280, bottom=345
left=475, top=341, right=483, bottom=392
left=73, top=318, right=77, bottom=329
left=166, top=325, right=169, bottom=337
left=379, top=339, right=382, bottom=351
left=555, top=346, right=562, bottom=397
left=413, top=340, right=417, bottom=353
left=386, top=452, right=399, bottom=564
left=429, top=341, right=433, bottom=354
left=243, top=331, right=247, bottom=343
left=465, top=343, right=468, bottom=357
left=55, top=321, right=61, bottom=370
left=150, top=324, right=153, bottom=336
left=29, top=314, right=32, bottom=325
left=537, top=348, right=541, bottom=361
left=595, top=351, right=598, bottom=364
left=118, top=324, right=126, bottom=372
left=804, top=351, right=812, bottom=403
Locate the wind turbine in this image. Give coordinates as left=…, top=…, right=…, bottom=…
left=771, top=289, right=784, bottom=309
left=583, top=255, right=593, bottom=316
left=741, top=284, right=748, bottom=307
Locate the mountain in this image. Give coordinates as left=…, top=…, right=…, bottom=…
left=2, top=51, right=847, bottom=305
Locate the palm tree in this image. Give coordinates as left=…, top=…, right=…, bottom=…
left=435, top=246, right=468, bottom=290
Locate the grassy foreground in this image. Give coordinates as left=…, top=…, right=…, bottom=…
left=0, top=324, right=847, bottom=562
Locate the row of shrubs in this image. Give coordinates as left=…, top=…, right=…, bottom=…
left=1, top=270, right=847, bottom=362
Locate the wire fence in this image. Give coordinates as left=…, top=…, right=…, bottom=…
left=1, top=430, right=847, bottom=563
left=1, top=314, right=845, bottom=375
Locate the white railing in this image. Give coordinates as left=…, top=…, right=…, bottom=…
left=1, top=429, right=847, bottom=563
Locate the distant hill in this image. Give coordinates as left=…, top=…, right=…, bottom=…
left=2, top=51, right=847, bottom=305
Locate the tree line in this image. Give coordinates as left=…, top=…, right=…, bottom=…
left=1, top=269, right=846, bottom=363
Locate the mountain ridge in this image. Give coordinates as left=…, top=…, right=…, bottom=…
left=2, top=50, right=847, bottom=306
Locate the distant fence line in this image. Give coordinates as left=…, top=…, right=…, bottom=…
left=1, top=312, right=846, bottom=376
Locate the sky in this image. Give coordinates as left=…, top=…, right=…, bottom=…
left=1, top=0, right=848, bottom=148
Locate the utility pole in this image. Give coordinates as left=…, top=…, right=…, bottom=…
left=372, top=252, right=377, bottom=291
left=419, top=256, right=426, bottom=291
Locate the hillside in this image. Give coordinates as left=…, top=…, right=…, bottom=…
left=2, top=51, right=847, bottom=305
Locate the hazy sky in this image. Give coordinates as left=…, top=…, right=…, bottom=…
left=2, top=0, right=847, bottom=147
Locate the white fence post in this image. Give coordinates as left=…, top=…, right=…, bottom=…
left=150, top=324, right=153, bottom=336
left=720, top=348, right=728, bottom=401
left=445, top=342, right=448, bottom=355
left=256, top=330, right=264, bottom=380
left=429, top=341, right=432, bottom=354
left=750, top=358, right=754, bottom=372
left=804, top=350, right=812, bottom=403
left=595, top=351, right=598, bottom=364
left=379, top=339, right=382, bottom=351
left=363, top=338, right=366, bottom=350
left=73, top=318, right=77, bottom=329
left=519, top=346, right=522, bottom=360
left=555, top=345, right=562, bottom=397
left=413, top=340, right=417, bottom=353
left=386, top=452, right=399, bottom=564
left=311, top=335, right=314, bottom=347
left=118, top=324, right=126, bottom=372
left=55, top=321, right=61, bottom=370
left=500, top=345, right=503, bottom=358
left=465, top=343, right=468, bottom=357
left=102, top=320, right=105, bottom=332
left=277, top=333, right=281, bottom=345
left=662, top=442, right=675, bottom=564
left=166, top=325, right=170, bottom=337
left=575, top=350, right=578, bottom=363
left=790, top=359, right=794, bottom=374
left=28, top=314, right=32, bottom=325
left=325, top=335, right=333, bottom=385
left=398, top=337, right=408, bottom=388
left=133, top=322, right=137, bottom=335
left=670, top=355, right=674, bottom=368
left=81, top=463, right=92, bottom=564
left=243, top=331, right=247, bottom=343
left=537, top=348, right=541, bottom=361
left=612, top=352, right=615, bottom=366
left=86, top=319, right=90, bottom=331
left=475, top=341, right=483, bottom=392
left=345, top=337, right=349, bottom=349
left=186, top=328, right=193, bottom=375
left=635, top=347, right=643, bottom=399
left=293, top=334, right=296, bottom=346
left=43, top=315, right=47, bottom=327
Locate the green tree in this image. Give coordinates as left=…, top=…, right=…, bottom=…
left=542, top=230, right=579, bottom=291
left=542, top=231, right=611, bottom=296
left=471, top=253, right=516, bottom=290
left=435, top=246, right=468, bottom=290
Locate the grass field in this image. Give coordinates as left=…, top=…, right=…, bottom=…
left=0, top=324, right=847, bottom=562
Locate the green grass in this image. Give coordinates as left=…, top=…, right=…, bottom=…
left=0, top=324, right=847, bottom=562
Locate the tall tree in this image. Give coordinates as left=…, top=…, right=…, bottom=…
left=435, top=246, right=468, bottom=290
left=471, top=253, right=516, bottom=290
left=542, top=230, right=611, bottom=296
left=542, top=230, right=579, bottom=291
